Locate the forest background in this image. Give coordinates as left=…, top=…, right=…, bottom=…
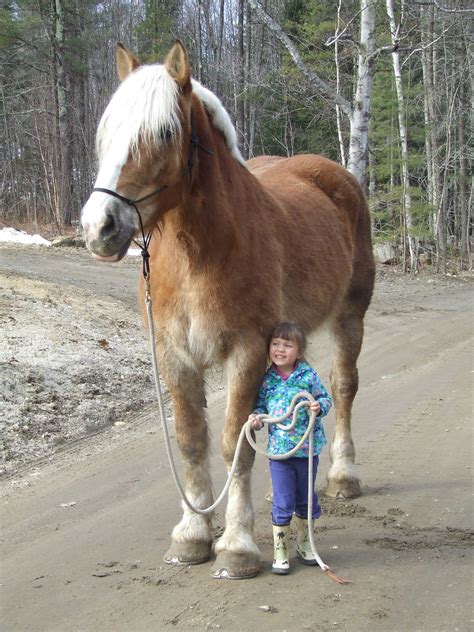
left=1, top=0, right=472, bottom=272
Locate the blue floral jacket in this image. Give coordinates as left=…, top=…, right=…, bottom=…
left=253, top=361, right=332, bottom=457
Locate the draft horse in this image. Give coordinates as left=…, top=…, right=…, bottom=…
left=81, top=42, right=375, bottom=579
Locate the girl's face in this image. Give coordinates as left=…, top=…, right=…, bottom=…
left=269, top=337, right=300, bottom=374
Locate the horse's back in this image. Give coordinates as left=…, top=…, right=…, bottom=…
left=247, top=155, right=286, bottom=177
left=249, top=154, right=364, bottom=221
left=248, top=154, right=375, bottom=311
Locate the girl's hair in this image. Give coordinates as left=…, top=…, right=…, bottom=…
left=268, top=321, right=307, bottom=355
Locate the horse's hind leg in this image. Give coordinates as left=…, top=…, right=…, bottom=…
left=326, top=301, right=368, bottom=499
left=160, top=357, right=214, bottom=565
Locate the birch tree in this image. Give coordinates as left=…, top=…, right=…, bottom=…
left=420, top=3, right=440, bottom=235
left=334, top=0, right=346, bottom=167
left=236, top=0, right=246, bottom=153
left=347, top=0, right=376, bottom=185
left=246, top=0, right=376, bottom=187
left=386, top=0, right=416, bottom=272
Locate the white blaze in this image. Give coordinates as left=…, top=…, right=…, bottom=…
left=81, top=145, right=131, bottom=238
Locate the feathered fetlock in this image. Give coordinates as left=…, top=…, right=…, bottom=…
left=295, top=515, right=318, bottom=566
left=272, top=524, right=290, bottom=574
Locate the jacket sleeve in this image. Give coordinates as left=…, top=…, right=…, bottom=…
left=253, top=379, right=268, bottom=415
left=310, top=370, right=333, bottom=418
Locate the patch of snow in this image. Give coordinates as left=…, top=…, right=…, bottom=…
left=0, top=226, right=142, bottom=257
left=0, top=227, right=51, bottom=246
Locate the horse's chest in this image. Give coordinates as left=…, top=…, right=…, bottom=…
left=167, top=294, right=230, bottom=368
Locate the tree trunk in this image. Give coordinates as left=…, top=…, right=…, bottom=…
left=458, top=37, right=471, bottom=268
left=420, top=4, right=441, bottom=240
left=458, top=95, right=470, bottom=268
left=236, top=0, right=246, bottom=156
left=347, top=0, right=376, bottom=187
left=386, top=0, right=416, bottom=272
left=54, top=0, right=73, bottom=225
left=244, top=1, right=251, bottom=157
left=196, top=0, right=203, bottom=82
left=335, top=0, right=346, bottom=167
left=216, top=0, right=225, bottom=94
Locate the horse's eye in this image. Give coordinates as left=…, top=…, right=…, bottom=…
left=163, top=129, right=173, bottom=141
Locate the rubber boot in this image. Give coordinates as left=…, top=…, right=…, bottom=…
left=272, top=524, right=290, bottom=575
left=295, top=515, right=318, bottom=566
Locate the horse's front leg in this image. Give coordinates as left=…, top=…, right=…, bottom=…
left=212, top=338, right=267, bottom=579
left=160, top=352, right=214, bottom=566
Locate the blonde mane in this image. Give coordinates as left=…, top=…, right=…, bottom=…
left=97, top=64, right=246, bottom=167
left=191, top=79, right=246, bottom=167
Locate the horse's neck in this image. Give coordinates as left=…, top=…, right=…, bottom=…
left=165, top=110, right=253, bottom=267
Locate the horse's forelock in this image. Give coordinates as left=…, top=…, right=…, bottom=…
left=96, top=64, right=182, bottom=161
left=95, top=64, right=246, bottom=168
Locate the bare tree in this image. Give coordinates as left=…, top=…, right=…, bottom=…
left=53, top=0, right=74, bottom=225
left=246, top=0, right=377, bottom=187
left=386, top=0, right=416, bottom=272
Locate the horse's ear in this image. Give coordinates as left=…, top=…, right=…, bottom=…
left=164, top=40, right=191, bottom=92
left=116, top=43, right=141, bottom=81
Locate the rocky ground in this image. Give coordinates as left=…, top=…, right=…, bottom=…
left=1, top=246, right=151, bottom=473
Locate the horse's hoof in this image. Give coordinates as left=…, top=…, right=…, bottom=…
left=210, top=551, right=261, bottom=580
left=324, top=477, right=361, bottom=499
left=163, top=540, right=212, bottom=566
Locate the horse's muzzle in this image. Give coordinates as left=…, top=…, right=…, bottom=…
left=82, top=201, right=135, bottom=261
left=87, top=237, right=132, bottom=262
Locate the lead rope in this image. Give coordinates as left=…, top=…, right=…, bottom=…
left=143, top=289, right=349, bottom=584
left=244, top=400, right=349, bottom=583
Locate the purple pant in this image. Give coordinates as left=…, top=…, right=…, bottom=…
left=269, top=456, right=321, bottom=526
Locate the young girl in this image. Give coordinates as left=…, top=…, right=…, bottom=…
left=248, top=322, right=332, bottom=575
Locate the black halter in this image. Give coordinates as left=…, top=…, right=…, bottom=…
left=92, top=107, right=213, bottom=280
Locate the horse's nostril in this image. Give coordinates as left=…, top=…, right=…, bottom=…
left=102, top=213, right=117, bottom=239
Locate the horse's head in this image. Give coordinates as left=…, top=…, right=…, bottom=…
left=81, top=42, right=194, bottom=261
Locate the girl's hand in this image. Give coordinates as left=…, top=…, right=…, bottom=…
left=248, top=414, right=263, bottom=430
left=309, top=402, right=321, bottom=416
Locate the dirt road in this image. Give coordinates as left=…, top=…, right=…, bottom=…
left=1, top=245, right=473, bottom=631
